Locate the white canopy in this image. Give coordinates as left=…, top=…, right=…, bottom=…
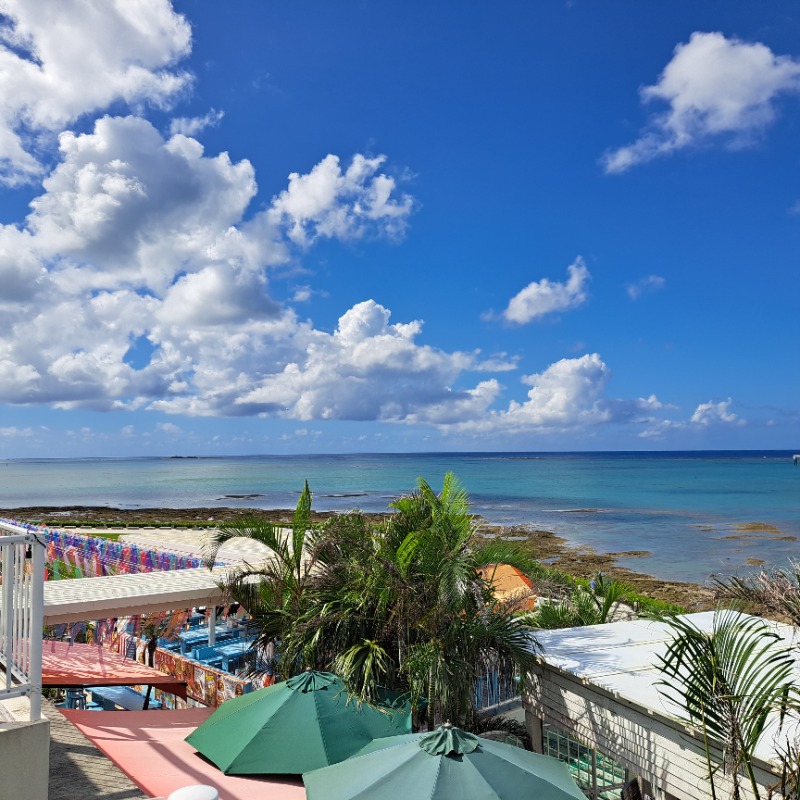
left=43, top=567, right=233, bottom=625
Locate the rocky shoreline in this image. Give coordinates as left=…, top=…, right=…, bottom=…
left=2, top=505, right=716, bottom=611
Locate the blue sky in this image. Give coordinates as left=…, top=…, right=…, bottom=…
left=0, top=1, right=798, bottom=457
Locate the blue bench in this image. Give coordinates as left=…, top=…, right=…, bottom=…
left=91, top=685, right=162, bottom=711
left=214, top=637, right=257, bottom=672
left=177, top=625, right=236, bottom=655
left=191, top=645, right=224, bottom=669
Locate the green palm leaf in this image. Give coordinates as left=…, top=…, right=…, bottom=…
left=656, top=608, right=795, bottom=800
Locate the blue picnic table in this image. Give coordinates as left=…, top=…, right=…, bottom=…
left=91, top=685, right=162, bottom=711
left=177, top=625, right=236, bottom=655
left=213, top=637, right=257, bottom=672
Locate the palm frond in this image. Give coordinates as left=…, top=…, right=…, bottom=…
left=656, top=608, right=797, bottom=800
left=333, top=639, right=393, bottom=705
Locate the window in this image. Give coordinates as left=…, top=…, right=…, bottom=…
left=544, top=726, right=628, bottom=800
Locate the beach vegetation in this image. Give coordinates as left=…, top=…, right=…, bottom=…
left=713, top=562, right=800, bottom=627
left=524, top=561, right=685, bottom=617
left=203, top=479, right=322, bottom=657
left=522, top=572, right=631, bottom=629
left=205, top=473, right=541, bottom=731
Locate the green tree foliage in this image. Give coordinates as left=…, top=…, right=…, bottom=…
left=203, top=480, right=323, bottom=669
left=523, top=572, right=630, bottom=629
left=205, top=473, right=540, bottom=731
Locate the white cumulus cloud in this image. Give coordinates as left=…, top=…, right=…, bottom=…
left=215, top=300, right=478, bottom=422
left=501, top=257, right=590, bottom=325
left=603, top=32, right=800, bottom=173
left=0, top=107, right=419, bottom=416
left=0, top=0, right=191, bottom=183
left=451, top=353, right=613, bottom=434
left=691, top=398, right=745, bottom=426
left=269, top=154, right=414, bottom=247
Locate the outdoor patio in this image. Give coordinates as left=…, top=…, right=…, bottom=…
left=46, top=699, right=148, bottom=800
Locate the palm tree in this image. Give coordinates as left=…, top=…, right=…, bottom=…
left=306, top=473, right=541, bottom=729
left=203, top=480, right=323, bottom=678
left=713, top=562, right=800, bottom=627
left=208, top=473, right=541, bottom=731
left=655, top=608, right=796, bottom=800
left=524, top=572, right=629, bottom=629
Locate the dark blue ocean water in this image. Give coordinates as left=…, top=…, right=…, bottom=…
left=2, top=451, right=798, bottom=585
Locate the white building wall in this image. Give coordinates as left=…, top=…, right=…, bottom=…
left=524, top=665, right=779, bottom=800
left=0, top=718, right=50, bottom=800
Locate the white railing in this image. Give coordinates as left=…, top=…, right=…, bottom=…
left=0, top=521, right=44, bottom=721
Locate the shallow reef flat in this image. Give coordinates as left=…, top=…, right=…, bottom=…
left=3, top=505, right=716, bottom=611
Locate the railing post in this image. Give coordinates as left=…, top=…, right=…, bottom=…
left=0, top=524, right=46, bottom=720
left=209, top=606, right=217, bottom=646
left=29, top=535, right=44, bottom=721
left=2, top=541, right=12, bottom=693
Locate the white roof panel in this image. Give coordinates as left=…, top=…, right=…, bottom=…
left=119, top=529, right=277, bottom=566
left=533, top=611, right=799, bottom=767
left=43, top=567, right=235, bottom=624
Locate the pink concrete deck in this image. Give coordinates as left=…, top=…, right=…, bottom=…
left=43, top=640, right=187, bottom=698
left=60, top=708, right=306, bottom=800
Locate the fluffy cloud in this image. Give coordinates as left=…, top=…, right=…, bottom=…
left=449, top=354, right=613, bottom=434
left=0, top=0, right=191, bottom=183
left=200, top=300, right=478, bottom=422
left=501, top=257, right=590, bottom=325
left=626, top=275, right=665, bottom=300
left=691, top=398, right=744, bottom=426
left=510, top=353, right=611, bottom=426
left=603, top=32, right=800, bottom=173
left=636, top=397, right=745, bottom=438
left=269, top=154, right=414, bottom=247
left=29, top=117, right=259, bottom=290
left=0, top=108, right=418, bottom=415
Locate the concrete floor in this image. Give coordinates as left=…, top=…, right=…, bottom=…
left=46, top=701, right=148, bottom=800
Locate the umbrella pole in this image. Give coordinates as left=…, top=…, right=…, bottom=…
left=142, top=684, right=152, bottom=710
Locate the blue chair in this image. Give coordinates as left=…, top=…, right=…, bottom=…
left=65, top=689, right=87, bottom=709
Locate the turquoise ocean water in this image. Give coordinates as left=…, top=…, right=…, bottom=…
left=1, top=451, right=798, bottom=585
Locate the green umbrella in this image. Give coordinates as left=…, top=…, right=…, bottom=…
left=303, top=723, right=588, bottom=800
left=185, top=670, right=410, bottom=774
